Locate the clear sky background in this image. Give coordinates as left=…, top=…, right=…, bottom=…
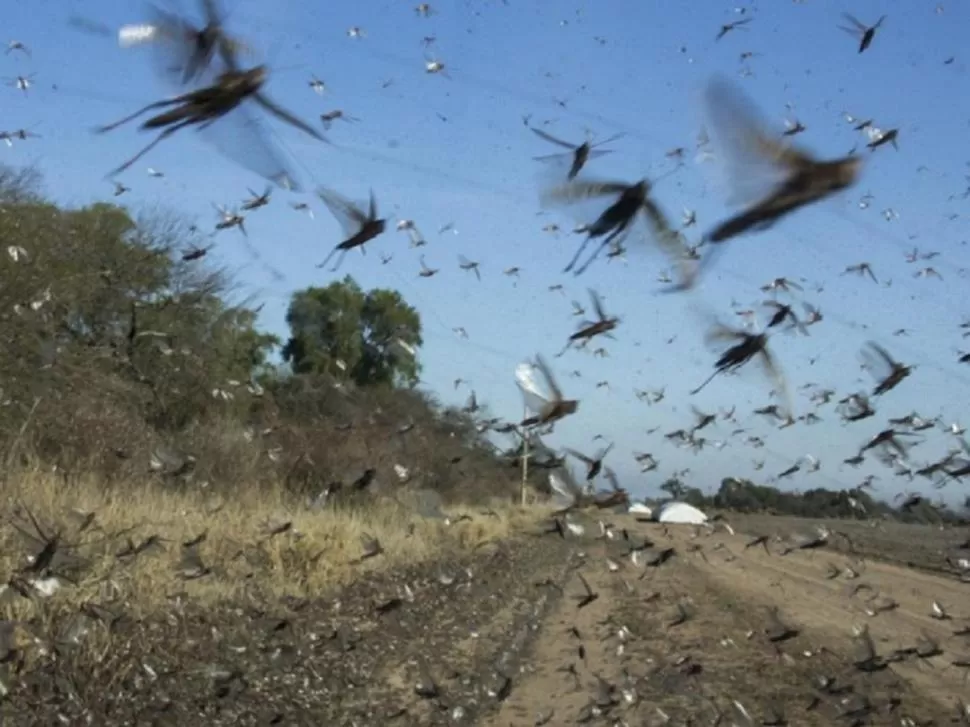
left=4, top=0, right=970, bottom=505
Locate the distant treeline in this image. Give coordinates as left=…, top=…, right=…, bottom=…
left=657, top=476, right=968, bottom=524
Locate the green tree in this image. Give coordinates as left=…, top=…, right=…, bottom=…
left=281, top=276, right=422, bottom=387
left=0, top=173, right=279, bottom=436
left=660, top=477, right=686, bottom=500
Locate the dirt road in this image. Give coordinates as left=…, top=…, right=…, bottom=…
left=7, top=513, right=969, bottom=725
left=484, top=515, right=968, bottom=726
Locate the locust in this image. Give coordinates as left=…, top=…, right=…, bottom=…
left=519, top=355, right=579, bottom=428
left=866, top=127, right=898, bottom=151
left=315, top=187, right=387, bottom=271
left=564, top=443, right=614, bottom=483
left=458, top=255, right=481, bottom=280
left=562, top=289, right=619, bottom=353
left=529, top=127, right=624, bottom=180
left=703, top=77, right=862, bottom=245
left=716, top=17, right=752, bottom=41
left=213, top=204, right=246, bottom=236
left=763, top=301, right=808, bottom=335
left=241, top=186, right=272, bottom=211
left=839, top=13, right=886, bottom=54
left=541, top=177, right=694, bottom=284
left=118, top=0, right=248, bottom=85
left=691, top=320, right=791, bottom=420
left=95, top=65, right=325, bottom=185
left=861, top=342, right=913, bottom=396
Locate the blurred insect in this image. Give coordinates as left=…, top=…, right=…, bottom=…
left=118, top=0, right=248, bottom=85
left=458, top=255, right=482, bottom=281
left=213, top=204, right=246, bottom=236
left=540, top=177, right=693, bottom=285
left=290, top=201, right=314, bottom=219
left=783, top=119, right=806, bottom=137
left=866, top=127, right=898, bottom=151
left=182, top=244, right=214, bottom=261
left=396, top=219, right=426, bottom=247
left=563, top=289, right=620, bottom=352
left=315, top=187, right=387, bottom=271
left=308, top=75, right=326, bottom=94
left=702, top=77, right=862, bottom=245
left=529, top=127, right=624, bottom=180
left=418, top=256, right=438, bottom=278
left=241, top=186, right=272, bottom=211
left=4, top=74, right=35, bottom=97
left=860, top=342, right=913, bottom=396
left=842, top=262, right=877, bottom=283
left=860, top=428, right=920, bottom=461
left=0, top=128, right=41, bottom=145
left=5, top=40, right=30, bottom=57
left=320, top=109, right=360, bottom=131
left=564, top=443, right=614, bottom=483
left=424, top=53, right=448, bottom=76
left=839, top=13, right=886, bottom=54
left=518, top=355, right=579, bottom=428
left=763, top=301, right=808, bottom=335
left=95, top=66, right=325, bottom=187
left=691, top=319, right=790, bottom=420
left=716, top=17, right=752, bottom=41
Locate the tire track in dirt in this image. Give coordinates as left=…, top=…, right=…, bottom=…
left=368, top=536, right=577, bottom=726
left=483, top=516, right=963, bottom=726
left=672, top=523, right=970, bottom=717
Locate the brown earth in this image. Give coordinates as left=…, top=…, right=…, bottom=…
left=5, top=512, right=970, bottom=725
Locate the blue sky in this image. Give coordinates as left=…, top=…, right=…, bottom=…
left=4, top=0, right=970, bottom=504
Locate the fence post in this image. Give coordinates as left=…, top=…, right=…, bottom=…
left=520, top=410, right=529, bottom=507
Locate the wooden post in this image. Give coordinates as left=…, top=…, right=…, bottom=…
left=520, top=408, right=530, bottom=507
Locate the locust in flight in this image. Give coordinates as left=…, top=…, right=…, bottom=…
left=564, top=443, right=614, bottom=483
left=315, top=187, right=387, bottom=271
left=541, top=177, right=694, bottom=286
left=529, top=127, right=624, bottom=180
left=691, top=319, right=791, bottom=420
left=861, top=342, right=913, bottom=396
left=95, top=65, right=326, bottom=187
left=458, top=255, right=481, bottom=281
left=241, top=186, right=272, bottom=211
left=702, top=77, right=862, bottom=245
left=519, top=355, right=579, bottom=428
left=561, top=288, right=620, bottom=354
left=839, top=13, right=886, bottom=54
left=866, top=127, right=898, bottom=151
left=716, top=17, right=752, bottom=41
left=118, top=0, right=248, bottom=86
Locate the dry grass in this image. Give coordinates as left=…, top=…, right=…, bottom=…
left=1, top=467, right=551, bottom=622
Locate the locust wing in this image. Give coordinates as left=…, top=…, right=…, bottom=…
left=530, top=127, right=577, bottom=151
left=121, top=2, right=247, bottom=89
left=539, top=179, right=633, bottom=238
left=704, top=77, right=808, bottom=208
left=197, top=101, right=303, bottom=191
left=526, top=432, right=563, bottom=468
left=316, top=186, right=368, bottom=238
left=515, top=361, right=550, bottom=416
left=540, top=179, right=630, bottom=208
left=548, top=467, right=582, bottom=509
left=754, top=346, right=793, bottom=421
left=859, top=341, right=896, bottom=382
left=588, top=288, right=607, bottom=320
